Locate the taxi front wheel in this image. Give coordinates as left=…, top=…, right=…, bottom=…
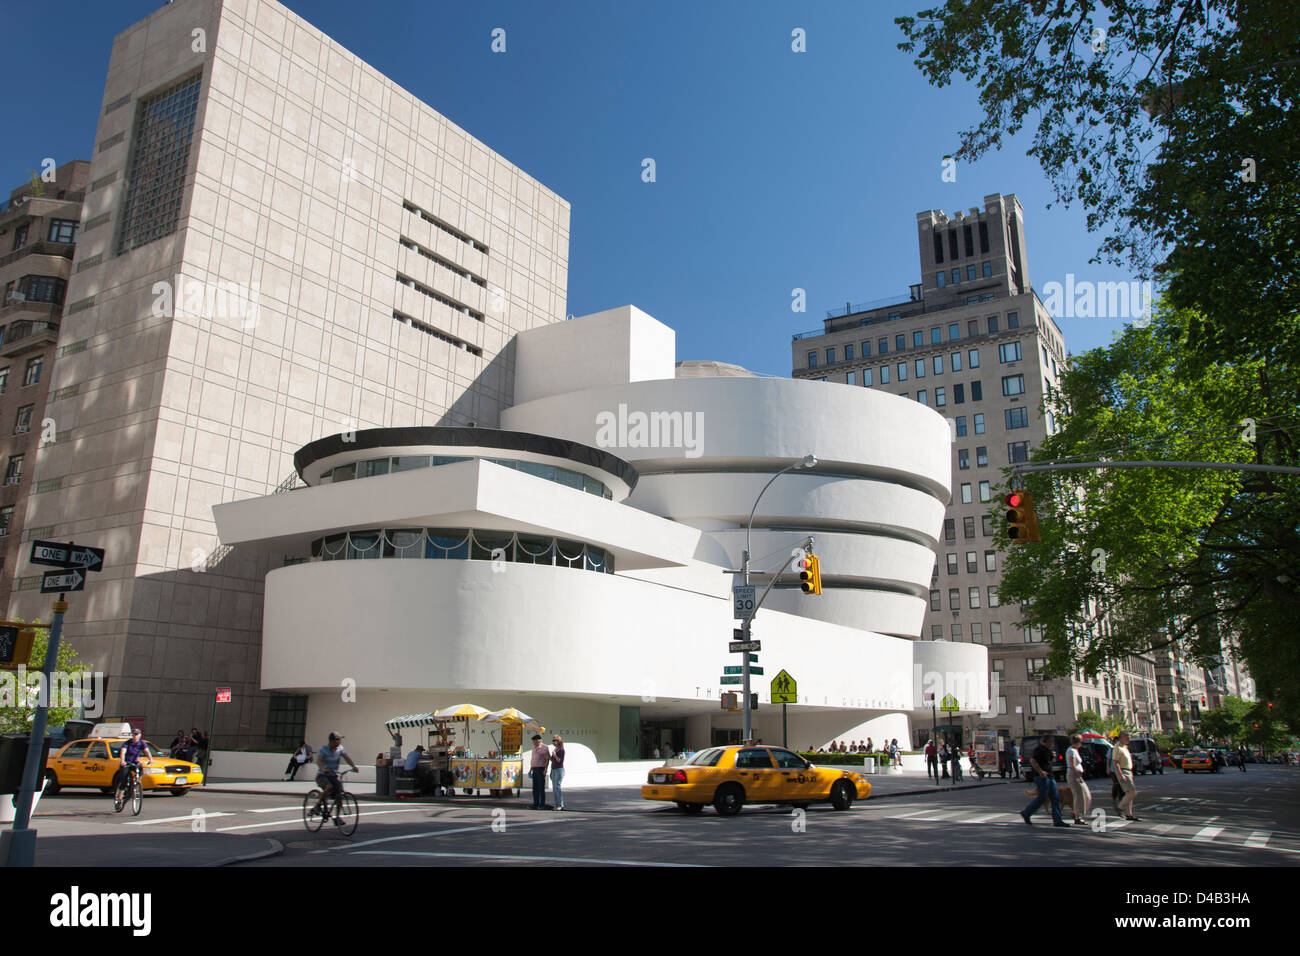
left=43, top=770, right=60, bottom=795
left=713, top=784, right=744, bottom=816
left=830, top=781, right=854, bottom=811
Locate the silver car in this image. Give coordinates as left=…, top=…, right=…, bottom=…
left=1127, top=736, right=1164, bottom=774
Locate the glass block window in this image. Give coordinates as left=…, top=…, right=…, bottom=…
left=265, top=694, right=309, bottom=751
left=117, top=73, right=202, bottom=254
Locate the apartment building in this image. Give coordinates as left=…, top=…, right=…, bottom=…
left=0, top=161, right=91, bottom=610
left=790, top=193, right=1169, bottom=744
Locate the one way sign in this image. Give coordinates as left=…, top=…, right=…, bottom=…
left=41, top=568, right=85, bottom=594
left=30, top=540, right=105, bottom=572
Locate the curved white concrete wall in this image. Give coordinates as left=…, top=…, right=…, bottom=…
left=911, top=640, right=991, bottom=715
left=503, top=376, right=951, bottom=639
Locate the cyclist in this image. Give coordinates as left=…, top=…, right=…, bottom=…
left=118, top=728, right=152, bottom=792
left=314, top=732, right=359, bottom=819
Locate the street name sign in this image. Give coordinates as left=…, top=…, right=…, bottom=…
left=723, top=666, right=742, bottom=675
left=729, top=640, right=761, bottom=653
left=30, top=540, right=105, bottom=572
left=771, top=669, right=797, bottom=704
left=732, top=585, right=756, bottom=619
left=719, top=676, right=742, bottom=685
left=749, top=666, right=764, bottom=675
left=40, top=569, right=85, bottom=594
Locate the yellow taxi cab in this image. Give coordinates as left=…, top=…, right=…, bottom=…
left=44, top=723, right=204, bottom=796
left=641, top=744, right=871, bottom=815
left=1180, top=750, right=1214, bottom=773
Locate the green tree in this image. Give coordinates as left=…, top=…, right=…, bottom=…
left=895, top=0, right=1300, bottom=373
left=1198, top=695, right=1253, bottom=743
left=0, top=622, right=88, bottom=735
left=1070, top=709, right=1105, bottom=734
left=995, top=305, right=1300, bottom=728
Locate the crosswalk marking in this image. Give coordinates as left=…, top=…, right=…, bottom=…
left=1193, top=825, right=1224, bottom=842
left=1244, top=830, right=1271, bottom=848
left=1150, top=824, right=1175, bottom=834
left=959, top=813, right=1006, bottom=824
left=124, top=812, right=235, bottom=826
left=891, top=809, right=949, bottom=819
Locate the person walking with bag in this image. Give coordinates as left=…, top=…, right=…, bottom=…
left=1113, top=731, right=1140, bottom=820
left=1021, top=733, right=1069, bottom=827
left=550, top=735, right=566, bottom=810
left=1065, top=734, right=1091, bottom=825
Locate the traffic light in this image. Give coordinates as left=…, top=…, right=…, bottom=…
left=750, top=693, right=759, bottom=710
left=1004, top=490, right=1041, bottom=543
left=798, top=553, right=822, bottom=594
left=0, top=623, right=36, bottom=672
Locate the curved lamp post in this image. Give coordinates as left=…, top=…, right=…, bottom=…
left=739, top=454, right=817, bottom=741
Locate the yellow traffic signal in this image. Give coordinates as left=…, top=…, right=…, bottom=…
left=798, top=554, right=823, bottom=594
left=1004, top=490, right=1041, bottom=543
left=0, top=623, right=36, bottom=671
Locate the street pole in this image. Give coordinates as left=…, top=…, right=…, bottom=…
left=202, top=694, right=217, bottom=782
left=740, top=455, right=816, bottom=744
left=782, top=702, right=788, bottom=749
left=932, top=698, right=938, bottom=786
left=1, top=593, right=68, bottom=867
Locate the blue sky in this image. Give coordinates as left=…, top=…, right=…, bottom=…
left=1, top=0, right=1140, bottom=376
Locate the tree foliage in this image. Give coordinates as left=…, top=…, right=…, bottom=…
left=896, top=0, right=1300, bottom=370
left=1198, top=694, right=1254, bottom=742
left=0, top=622, right=88, bottom=735
left=995, top=306, right=1300, bottom=726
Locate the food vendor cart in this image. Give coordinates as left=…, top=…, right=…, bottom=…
left=971, top=730, right=1003, bottom=779
left=382, top=704, right=532, bottom=798
left=383, top=712, right=462, bottom=796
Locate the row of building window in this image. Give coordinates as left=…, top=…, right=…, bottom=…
left=318, top=453, right=613, bottom=499
left=807, top=312, right=1020, bottom=368
left=930, top=585, right=1001, bottom=610
left=399, top=235, right=487, bottom=287
left=926, top=620, right=1047, bottom=645
left=392, top=309, right=483, bottom=355
left=401, top=200, right=490, bottom=254
left=310, top=527, right=613, bottom=573
left=8, top=219, right=80, bottom=252
left=935, top=260, right=994, bottom=287
left=396, top=274, right=485, bottom=322
left=4, top=454, right=21, bottom=485
left=933, top=221, right=991, bottom=263
left=940, top=550, right=998, bottom=575
left=3, top=275, right=66, bottom=306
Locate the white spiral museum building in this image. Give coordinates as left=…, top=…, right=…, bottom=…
left=214, top=306, right=989, bottom=760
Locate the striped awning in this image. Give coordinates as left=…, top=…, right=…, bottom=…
left=385, top=713, right=442, bottom=730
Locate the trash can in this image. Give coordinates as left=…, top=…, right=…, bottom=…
left=862, top=757, right=876, bottom=774
left=375, top=762, right=393, bottom=798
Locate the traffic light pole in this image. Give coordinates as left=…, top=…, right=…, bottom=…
left=740, top=456, right=816, bottom=743
left=2, top=594, right=68, bottom=868
left=739, top=538, right=814, bottom=741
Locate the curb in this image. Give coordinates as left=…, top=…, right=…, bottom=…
left=204, top=837, right=285, bottom=867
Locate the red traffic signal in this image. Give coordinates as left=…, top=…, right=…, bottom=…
left=797, top=554, right=823, bottom=595
left=1004, top=490, right=1040, bottom=543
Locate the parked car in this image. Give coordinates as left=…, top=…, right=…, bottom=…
left=1019, top=735, right=1070, bottom=782
left=1127, top=736, right=1164, bottom=774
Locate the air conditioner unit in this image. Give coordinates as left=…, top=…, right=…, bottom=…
left=5, top=291, right=26, bottom=303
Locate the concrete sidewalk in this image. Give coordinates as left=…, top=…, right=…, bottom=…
left=19, top=816, right=283, bottom=867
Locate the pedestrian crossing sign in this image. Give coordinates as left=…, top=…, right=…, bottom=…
left=771, top=669, right=797, bottom=704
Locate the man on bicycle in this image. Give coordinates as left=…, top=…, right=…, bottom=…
left=119, top=728, right=151, bottom=788
left=314, top=732, right=359, bottom=815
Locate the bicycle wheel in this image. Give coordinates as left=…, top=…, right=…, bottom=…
left=334, top=792, right=359, bottom=836
left=302, top=789, right=325, bottom=832
left=113, top=776, right=127, bottom=813
left=130, top=776, right=143, bottom=816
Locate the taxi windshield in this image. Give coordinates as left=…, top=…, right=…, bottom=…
left=685, top=748, right=726, bottom=767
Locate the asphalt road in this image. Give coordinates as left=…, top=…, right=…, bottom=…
left=29, top=764, right=1299, bottom=867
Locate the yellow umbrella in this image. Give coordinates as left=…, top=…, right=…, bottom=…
left=434, top=703, right=490, bottom=720
left=479, top=707, right=538, bottom=726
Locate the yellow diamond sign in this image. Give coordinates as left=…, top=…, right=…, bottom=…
left=940, top=694, right=960, bottom=712
left=771, top=669, right=797, bottom=704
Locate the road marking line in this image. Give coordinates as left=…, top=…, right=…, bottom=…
left=958, top=813, right=1006, bottom=824
left=890, top=809, right=944, bottom=819
left=1106, top=819, right=1130, bottom=829
left=311, top=817, right=575, bottom=853
left=1150, top=824, right=1175, bottom=834
left=1193, top=825, right=1224, bottom=842
left=1245, top=831, right=1271, bottom=848
left=250, top=805, right=312, bottom=813
left=353, top=850, right=705, bottom=867
left=216, top=807, right=431, bottom=832
left=124, top=812, right=234, bottom=826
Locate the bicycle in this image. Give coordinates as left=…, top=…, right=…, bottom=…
left=113, top=763, right=143, bottom=816
left=303, top=767, right=358, bottom=835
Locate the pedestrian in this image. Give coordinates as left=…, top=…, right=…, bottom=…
left=529, top=734, right=551, bottom=809
left=1113, top=731, right=1139, bottom=820
left=282, top=740, right=312, bottom=781
left=1065, top=734, right=1091, bottom=825
left=550, top=735, right=566, bottom=810
left=889, top=738, right=900, bottom=768
left=1021, top=732, right=1069, bottom=827
left=169, top=729, right=190, bottom=759
left=939, top=739, right=950, bottom=779
left=951, top=740, right=962, bottom=782
left=925, top=738, right=938, bottom=781
left=865, top=737, right=874, bottom=754
left=188, top=728, right=208, bottom=765
left=1108, top=746, right=1123, bottom=813
left=1238, top=745, right=1247, bottom=773
left=1010, top=742, right=1021, bottom=778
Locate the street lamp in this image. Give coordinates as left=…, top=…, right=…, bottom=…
left=740, top=454, right=817, bottom=742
